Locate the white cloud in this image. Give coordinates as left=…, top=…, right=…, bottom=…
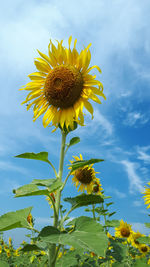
left=123, top=112, right=149, bottom=127
left=137, top=146, right=150, bottom=164
left=131, top=222, right=150, bottom=235
left=132, top=200, right=143, bottom=207
left=0, top=160, right=28, bottom=174
left=120, top=160, right=144, bottom=193
left=107, top=187, right=126, bottom=199
left=0, top=178, right=21, bottom=195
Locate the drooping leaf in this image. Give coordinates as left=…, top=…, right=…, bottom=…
left=13, top=184, right=49, bottom=197
left=68, top=137, right=80, bottom=147
left=38, top=216, right=108, bottom=257
left=31, top=178, right=63, bottom=191
left=13, top=179, right=63, bottom=198
left=64, top=194, right=104, bottom=211
left=69, top=158, right=104, bottom=172
left=15, top=152, right=50, bottom=164
left=0, top=207, right=32, bottom=231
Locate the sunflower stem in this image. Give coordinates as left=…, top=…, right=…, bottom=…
left=92, top=204, right=96, bottom=220
left=49, top=130, right=67, bottom=267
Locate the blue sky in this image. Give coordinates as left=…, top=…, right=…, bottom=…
left=0, top=0, right=150, bottom=246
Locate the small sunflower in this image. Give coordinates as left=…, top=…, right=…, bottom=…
left=27, top=213, right=33, bottom=226
left=139, top=244, right=150, bottom=255
left=46, top=192, right=56, bottom=208
left=115, top=219, right=133, bottom=241
left=143, top=182, right=150, bottom=209
left=130, top=231, right=144, bottom=249
left=70, top=154, right=101, bottom=194
left=20, top=37, right=105, bottom=130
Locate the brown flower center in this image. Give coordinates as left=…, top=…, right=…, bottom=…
left=120, top=227, right=130, bottom=237
left=75, top=167, right=93, bottom=184
left=141, top=245, right=148, bottom=253
left=44, top=65, right=83, bottom=108
left=93, top=183, right=100, bottom=193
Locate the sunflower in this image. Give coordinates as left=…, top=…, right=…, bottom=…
left=70, top=154, right=102, bottom=194
left=20, top=36, right=106, bottom=130
left=27, top=213, right=33, bottom=226
left=115, top=220, right=133, bottom=242
left=46, top=192, right=56, bottom=208
left=130, top=231, right=144, bottom=249
left=139, top=244, right=150, bottom=255
left=143, top=182, right=150, bottom=208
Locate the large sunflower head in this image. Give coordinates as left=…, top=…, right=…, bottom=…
left=115, top=220, right=133, bottom=241
left=20, top=37, right=106, bottom=131
left=70, top=154, right=102, bottom=194
left=143, top=182, right=150, bottom=209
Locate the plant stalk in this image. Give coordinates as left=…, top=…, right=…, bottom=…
left=49, top=130, right=67, bottom=267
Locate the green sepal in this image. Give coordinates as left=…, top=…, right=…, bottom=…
left=64, top=193, right=104, bottom=211
left=0, top=207, right=32, bottom=231
left=69, top=158, right=104, bottom=172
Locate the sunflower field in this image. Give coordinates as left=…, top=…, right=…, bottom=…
left=0, top=37, right=150, bottom=267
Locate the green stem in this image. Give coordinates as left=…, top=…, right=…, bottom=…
left=48, top=160, right=58, bottom=178
left=49, top=130, right=67, bottom=267
left=92, top=204, right=96, bottom=220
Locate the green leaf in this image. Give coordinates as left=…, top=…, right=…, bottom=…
left=56, top=250, right=79, bottom=267
left=0, top=261, right=9, bottom=267
left=38, top=216, right=108, bottom=257
left=31, top=178, right=63, bottom=191
left=68, top=137, right=80, bottom=147
left=105, top=220, right=120, bottom=227
left=13, top=184, right=49, bottom=197
left=69, top=158, right=104, bottom=172
left=21, top=244, right=42, bottom=252
left=0, top=207, right=32, bottom=231
left=133, top=258, right=148, bottom=267
left=145, top=222, right=150, bottom=228
left=108, top=211, right=116, bottom=217
left=13, top=179, right=63, bottom=198
left=137, top=236, right=150, bottom=244
left=64, top=194, right=104, bottom=211
left=15, top=152, right=50, bottom=164
left=106, top=202, right=114, bottom=207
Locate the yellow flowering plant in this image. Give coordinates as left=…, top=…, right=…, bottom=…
left=0, top=37, right=150, bottom=266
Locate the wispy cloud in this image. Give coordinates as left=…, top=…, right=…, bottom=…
left=107, top=187, right=126, bottom=199
left=137, top=146, right=150, bottom=164
left=123, top=111, right=149, bottom=127
left=120, top=160, right=144, bottom=193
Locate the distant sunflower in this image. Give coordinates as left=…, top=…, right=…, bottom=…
left=130, top=231, right=144, bottom=249
left=143, top=182, right=150, bottom=208
left=70, top=154, right=101, bottom=194
left=20, top=37, right=105, bottom=130
left=139, top=244, right=150, bottom=255
left=115, top=220, right=133, bottom=241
